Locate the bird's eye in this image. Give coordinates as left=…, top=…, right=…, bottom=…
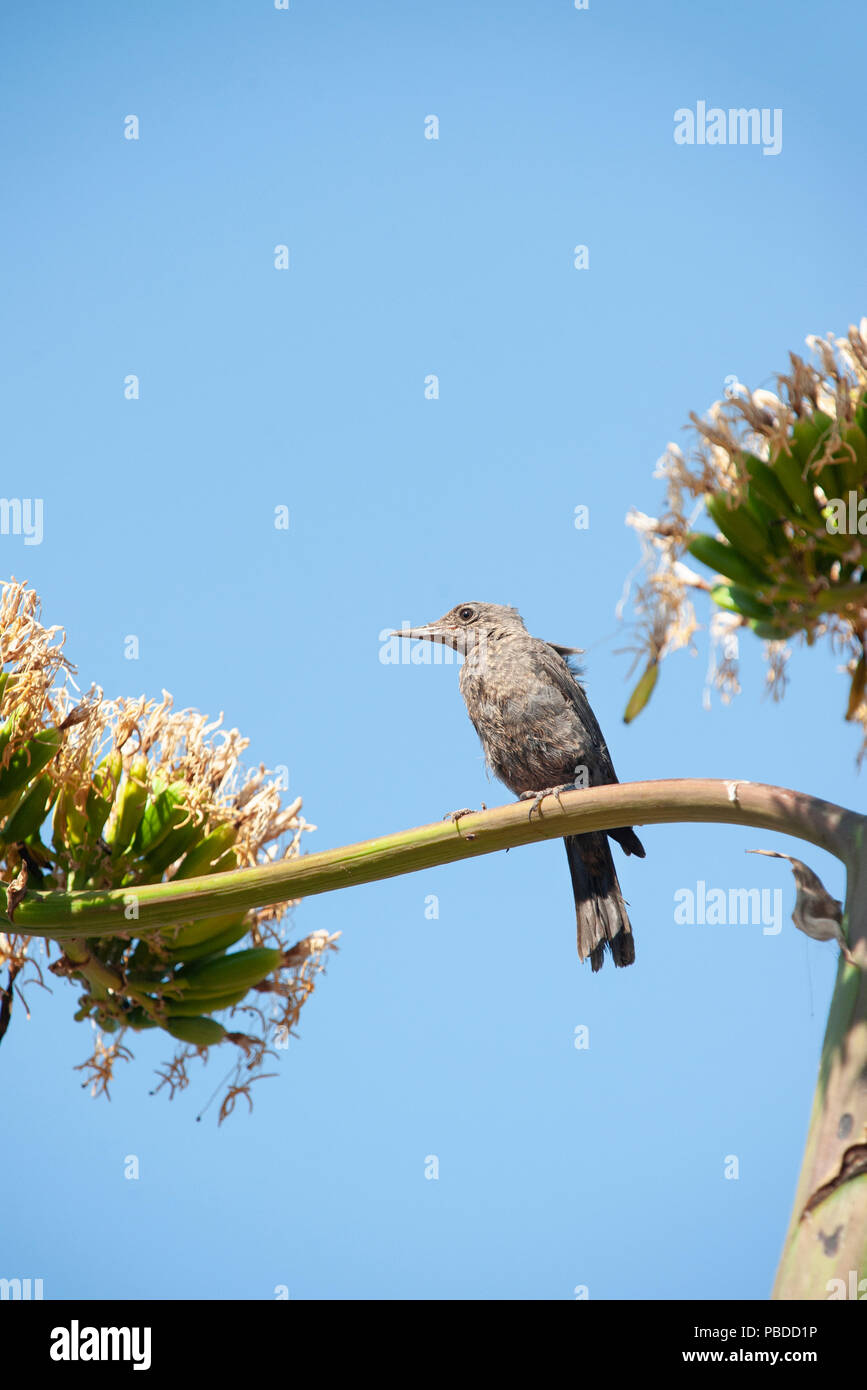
left=458, top=606, right=475, bottom=621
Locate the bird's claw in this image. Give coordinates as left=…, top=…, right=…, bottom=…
left=520, top=783, right=575, bottom=818
left=444, top=808, right=477, bottom=823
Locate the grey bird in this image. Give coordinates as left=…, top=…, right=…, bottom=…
left=747, top=849, right=855, bottom=965
left=395, top=602, right=645, bottom=970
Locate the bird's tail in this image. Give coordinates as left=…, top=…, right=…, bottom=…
left=564, top=832, right=635, bottom=971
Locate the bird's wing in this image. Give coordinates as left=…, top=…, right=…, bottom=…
left=528, top=639, right=619, bottom=784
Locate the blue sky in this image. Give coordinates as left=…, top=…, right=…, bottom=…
left=1, top=0, right=865, bottom=1300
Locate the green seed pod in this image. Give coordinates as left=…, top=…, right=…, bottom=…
left=710, top=584, right=775, bottom=622
left=165, top=911, right=250, bottom=951
left=0, top=727, right=63, bottom=799
left=142, top=816, right=204, bottom=877
left=743, top=493, right=787, bottom=557
left=106, top=754, right=150, bottom=855
left=704, top=491, right=769, bottom=568
left=52, top=785, right=89, bottom=852
left=0, top=709, right=23, bottom=765
left=164, top=918, right=250, bottom=964
left=0, top=773, right=56, bottom=843
left=124, top=1007, right=159, bottom=1030
left=132, top=781, right=192, bottom=859
left=798, top=411, right=842, bottom=500
left=176, top=945, right=282, bottom=996
left=749, top=617, right=795, bottom=640
left=686, top=533, right=769, bottom=589
left=740, top=452, right=797, bottom=518
left=86, top=751, right=123, bottom=839
left=172, top=823, right=238, bottom=881
left=772, top=433, right=826, bottom=527
left=165, top=1016, right=227, bottom=1046
left=164, top=981, right=254, bottom=1015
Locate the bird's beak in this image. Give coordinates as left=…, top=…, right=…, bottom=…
left=390, top=622, right=453, bottom=643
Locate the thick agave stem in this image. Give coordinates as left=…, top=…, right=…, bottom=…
left=772, top=826, right=867, bottom=1299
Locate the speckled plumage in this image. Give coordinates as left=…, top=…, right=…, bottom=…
left=400, top=602, right=645, bottom=970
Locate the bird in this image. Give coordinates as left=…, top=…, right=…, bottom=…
left=747, top=849, right=855, bottom=964
left=394, top=602, right=644, bottom=970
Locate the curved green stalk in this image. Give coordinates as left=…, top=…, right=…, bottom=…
left=3, top=778, right=857, bottom=939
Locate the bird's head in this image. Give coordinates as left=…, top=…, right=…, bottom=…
left=391, top=601, right=527, bottom=655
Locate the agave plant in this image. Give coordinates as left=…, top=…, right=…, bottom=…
left=0, top=580, right=337, bottom=1120
left=622, top=320, right=867, bottom=748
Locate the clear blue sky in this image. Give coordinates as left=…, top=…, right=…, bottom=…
left=2, top=0, right=864, bottom=1300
